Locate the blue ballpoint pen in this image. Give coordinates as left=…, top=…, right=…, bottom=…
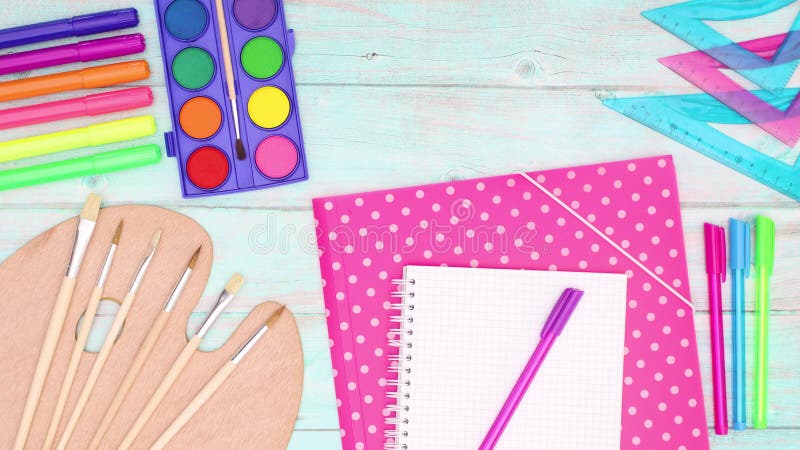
left=729, top=218, right=750, bottom=431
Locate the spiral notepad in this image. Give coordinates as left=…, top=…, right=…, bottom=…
left=388, top=266, right=628, bottom=450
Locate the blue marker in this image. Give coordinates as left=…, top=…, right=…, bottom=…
left=729, top=218, right=751, bottom=430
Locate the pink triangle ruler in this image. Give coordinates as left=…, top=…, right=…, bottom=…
left=660, top=32, right=800, bottom=147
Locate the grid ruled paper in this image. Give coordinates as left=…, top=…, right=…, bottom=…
left=395, top=266, right=627, bottom=450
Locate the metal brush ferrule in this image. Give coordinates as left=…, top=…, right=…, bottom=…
left=231, top=104, right=242, bottom=137
left=231, top=324, right=268, bottom=364
left=128, top=246, right=156, bottom=295
left=163, top=268, right=192, bottom=312
left=96, top=243, right=118, bottom=287
left=66, top=218, right=97, bottom=278
left=195, top=289, right=235, bottom=339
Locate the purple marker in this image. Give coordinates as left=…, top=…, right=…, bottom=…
left=0, top=8, right=139, bottom=50
left=479, top=288, right=584, bottom=450
left=0, top=33, right=145, bottom=76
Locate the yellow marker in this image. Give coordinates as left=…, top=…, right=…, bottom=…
left=247, top=86, right=290, bottom=129
left=0, top=115, right=156, bottom=163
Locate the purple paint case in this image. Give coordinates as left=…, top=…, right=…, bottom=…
left=153, top=0, right=307, bottom=198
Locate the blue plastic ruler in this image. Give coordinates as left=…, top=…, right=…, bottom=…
left=643, top=0, right=800, bottom=92
left=604, top=91, right=800, bottom=201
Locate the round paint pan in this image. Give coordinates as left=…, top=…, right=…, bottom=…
left=186, top=146, right=230, bottom=190
left=233, top=0, right=278, bottom=31
left=165, top=0, right=209, bottom=41
left=172, top=47, right=216, bottom=90
left=180, top=97, right=223, bottom=139
left=240, top=37, right=284, bottom=80
left=254, top=136, right=299, bottom=179
left=247, top=86, right=291, bottom=129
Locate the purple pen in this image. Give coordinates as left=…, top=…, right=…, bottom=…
left=479, top=288, right=584, bottom=450
left=0, top=8, right=139, bottom=50
left=0, top=34, right=145, bottom=76
left=704, top=223, right=729, bottom=435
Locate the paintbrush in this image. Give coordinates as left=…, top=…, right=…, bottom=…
left=42, top=221, right=123, bottom=450
left=149, top=305, right=286, bottom=450
left=213, top=0, right=246, bottom=160
left=87, top=247, right=202, bottom=450
left=118, top=273, right=245, bottom=450
left=13, top=193, right=101, bottom=450
left=55, top=229, right=162, bottom=450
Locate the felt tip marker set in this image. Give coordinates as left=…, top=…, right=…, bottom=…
left=704, top=216, right=775, bottom=435
left=154, top=0, right=308, bottom=198
left=0, top=8, right=163, bottom=192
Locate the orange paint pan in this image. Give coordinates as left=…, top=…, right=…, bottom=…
left=0, top=60, right=149, bottom=102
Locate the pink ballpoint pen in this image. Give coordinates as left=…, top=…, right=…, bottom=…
left=705, top=223, right=728, bottom=435
left=479, top=288, right=584, bottom=450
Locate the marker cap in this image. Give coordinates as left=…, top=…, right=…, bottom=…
left=72, top=8, right=139, bottom=36
left=81, top=60, right=150, bottom=89
left=85, top=87, right=153, bottom=116
left=77, top=33, right=145, bottom=62
left=704, top=223, right=727, bottom=280
left=541, top=288, right=584, bottom=337
left=93, top=144, right=162, bottom=173
left=86, top=116, right=156, bottom=147
left=754, top=215, right=775, bottom=274
left=728, top=218, right=751, bottom=276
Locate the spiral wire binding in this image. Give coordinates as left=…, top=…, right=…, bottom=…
left=384, top=278, right=415, bottom=450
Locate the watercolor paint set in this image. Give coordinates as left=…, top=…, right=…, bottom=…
left=153, top=0, right=307, bottom=198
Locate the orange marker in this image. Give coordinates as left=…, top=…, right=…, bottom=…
left=0, top=60, right=149, bottom=102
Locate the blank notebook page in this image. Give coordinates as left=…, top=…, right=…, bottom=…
left=394, top=266, right=628, bottom=450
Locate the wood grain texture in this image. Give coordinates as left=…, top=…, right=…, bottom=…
left=0, top=0, right=798, bottom=449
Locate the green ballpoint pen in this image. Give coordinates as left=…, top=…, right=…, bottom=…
left=754, top=215, right=774, bottom=429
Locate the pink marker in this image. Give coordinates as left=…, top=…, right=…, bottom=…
left=479, top=288, right=584, bottom=450
left=704, top=222, right=728, bottom=435
left=0, top=33, right=145, bottom=76
left=0, top=87, right=153, bottom=130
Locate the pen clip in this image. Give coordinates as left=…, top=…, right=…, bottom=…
left=744, top=223, right=751, bottom=278
left=718, top=226, right=727, bottom=283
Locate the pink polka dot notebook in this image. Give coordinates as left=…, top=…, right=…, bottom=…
left=313, top=155, right=710, bottom=450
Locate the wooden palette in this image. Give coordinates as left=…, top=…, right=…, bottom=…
left=0, top=205, right=303, bottom=449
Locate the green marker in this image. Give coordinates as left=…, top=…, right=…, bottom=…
left=753, top=215, right=775, bottom=429
left=0, top=144, right=161, bottom=191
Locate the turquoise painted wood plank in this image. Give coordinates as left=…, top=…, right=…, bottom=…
left=0, top=208, right=799, bottom=439
left=2, top=0, right=796, bottom=91
left=2, top=206, right=799, bottom=314
left=0, top=86, right=797, bottom=207
left=288, top=430, right=341, bottom=450
left=0, top=0, right=797, bottom=448
left=706, top=430, right=800, bottom=450
left=0, top=2, right=797, bottom=207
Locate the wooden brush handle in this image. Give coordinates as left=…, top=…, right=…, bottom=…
left=43, top=284, right=104, bottom=450
left=118, top=334, right=203, bottom=450
left=214, top=0, right=237, bottom=101
left=88, top=310, right=171, bottom=450
left=13, top=276, right=77, bottom=450
left=56, top=290, right=137, bottom=450
left=150, top=361, right=237, bottom=450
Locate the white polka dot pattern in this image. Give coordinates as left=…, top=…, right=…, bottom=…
left=312, top=156, right=708, bottom=450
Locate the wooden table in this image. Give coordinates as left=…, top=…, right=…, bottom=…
left=0, top=1, right=797, bottom=448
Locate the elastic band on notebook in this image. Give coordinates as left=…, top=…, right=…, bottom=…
left=517, top=172, right=695, bottom=311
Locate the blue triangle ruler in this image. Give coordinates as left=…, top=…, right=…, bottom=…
left=642, top=0, right=800, bottom=92
left=604, top=91, right=800, bottom=201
